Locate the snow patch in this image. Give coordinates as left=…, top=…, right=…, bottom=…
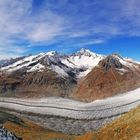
left=51, top=65, right=68, bottom=77
left=27, top=63, right=45, bottom=72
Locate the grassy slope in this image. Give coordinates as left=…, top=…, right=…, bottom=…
left=2, top=105, right=140, bottom=140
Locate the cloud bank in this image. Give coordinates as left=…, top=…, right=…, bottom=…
left=0, top=0, right=140, bottom=58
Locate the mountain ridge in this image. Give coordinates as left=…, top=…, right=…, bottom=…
left=73, top=54, right=140, bottom=101
left=0, top=48, right=140, bottom=100
left=0, top=48, right=104, bottom=78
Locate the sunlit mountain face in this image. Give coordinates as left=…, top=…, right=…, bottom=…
left=0, top=0, right=140, bottom=140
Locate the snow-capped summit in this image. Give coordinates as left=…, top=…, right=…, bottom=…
left=97, top=54, right=140, bottom=76
left=0, top=59, right=9, bottom=66
left=66, top=48, right=103, bottom=68
left=75, top=48, right=99, bottom=58
left=1, top=51, right=70, bottom=77
left=46, top=51, right=58, bottom=56
left=59, top=49, right=104, bottom=78
left=109, top=54, right=140, bottom=70
left=0, top=57, right=25, bottom=67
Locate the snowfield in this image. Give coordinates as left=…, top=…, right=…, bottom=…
left=0, top=88, right=140, bottom=120
left=0, top=126, right=20, bottom=140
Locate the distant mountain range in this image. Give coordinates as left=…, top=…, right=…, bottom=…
left=0, top=56, right=25, bottom=67
left=0, top=48, right=103, bottom=78
left=0, top=48, right=140, bottom=101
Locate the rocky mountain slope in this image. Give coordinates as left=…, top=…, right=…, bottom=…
left=73, top=54, right=140, bottom=101
left=0, top=49, right=103, bottom=98
left=0, top=49, right=140, bottom=100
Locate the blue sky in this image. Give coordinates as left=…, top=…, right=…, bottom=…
left=0, top=0, right=140, bottom=61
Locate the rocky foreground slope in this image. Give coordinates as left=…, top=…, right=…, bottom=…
left=2, top=105, right=140, bottom=140
left=0, top=126, right=21, bottom=140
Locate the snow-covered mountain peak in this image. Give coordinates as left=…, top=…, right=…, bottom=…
left=61, top=49, right=104, bottom=78
left=74, top=48, right=99, bottom=58
left=111, top=54, right=138, bottom=66
left=68, top=48, right=104, bottom=68
left=97, top=54, right=140, bottom=76
left=46, top=51, right=58, bottom=56
left=1, top=49, right=139, bottom=79
left=78, top=48, right=92, bottom=54
left=110, top=54, right=139, bottom=65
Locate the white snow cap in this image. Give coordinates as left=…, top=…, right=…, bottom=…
left=46, top=51, right=58, bottom=56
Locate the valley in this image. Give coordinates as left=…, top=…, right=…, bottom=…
left=1, top=0, right=140, bottom=139
left=0, top=87, right=140, bottom=135
left=0, top=49, right=140, bottom=139
left=1, top=104, right=140, bottom=140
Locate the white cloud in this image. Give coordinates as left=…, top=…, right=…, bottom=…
left=97, top=0, right=140, bottom=36
left=0, top=46, right=27, bottom=59
left=0, top=0, right=65, bottom=58
left=0, top=0, right=32, bottom=34
left=25, top=11, right=64, bottom=42
left=1, top=0, right=140, bottom=59
left=77, top=39, right=105, bottom=47
left=0, top=0, right=32, bottom=58
left=65, top=31, right=91, bottom=38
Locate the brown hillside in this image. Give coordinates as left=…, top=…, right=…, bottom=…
left=73, top=55, right=140, bottom=102
left=0, top=68, right=76, bottom=98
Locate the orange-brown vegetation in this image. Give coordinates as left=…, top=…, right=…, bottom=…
left=4, top=118, right=73, bottom=140
left=77, top=105, right=140, bottom=140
